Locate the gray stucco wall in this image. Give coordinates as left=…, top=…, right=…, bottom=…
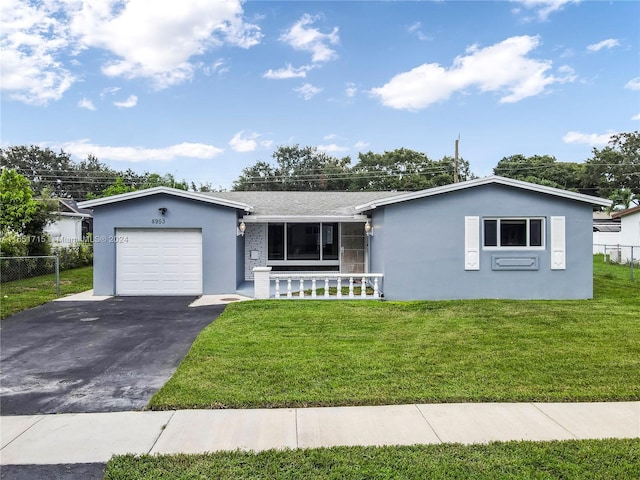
left=370, top=184, right=594, bottom=300
left=92, top=193, right=243, bottom=295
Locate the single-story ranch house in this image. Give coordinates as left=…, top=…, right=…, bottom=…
left=78, top=176, right=611, bottom=300
left=45, top=198, right=93, bottom=246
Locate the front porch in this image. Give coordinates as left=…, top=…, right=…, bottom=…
left=238, top=271, right=384, bottom=300
left=242, top=221, right=371, bottom=282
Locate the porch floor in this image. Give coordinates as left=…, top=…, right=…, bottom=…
left=236, top=281, right=256, bottom=298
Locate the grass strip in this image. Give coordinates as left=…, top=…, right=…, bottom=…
left=105, top=438, right=640, bottom=480
left=0, top=266, right=93, bottom=319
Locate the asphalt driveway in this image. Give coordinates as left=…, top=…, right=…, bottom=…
left=0, top=296, right=225, bottom=416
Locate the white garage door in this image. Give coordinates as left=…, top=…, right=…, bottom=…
left=116, top=228, right=203, bottom=295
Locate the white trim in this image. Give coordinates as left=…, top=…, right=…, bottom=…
left=482, top=217, right=546, bottom=250
left=267, top=260, right=340, bottom=267
left=550, top=216, right=566, bottom=270
left=355, top=175, right=612, bottom=212
left=55, top=211, right=92, bottom=219
left=78, top=186, right=253, bottom=212
left=241, top=214, right=370, bottom=223
left=266, top=221, right=341, bottom=263
left=464, top=216, right=480, bottom=271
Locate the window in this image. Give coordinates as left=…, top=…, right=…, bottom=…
left=287, top=223, right=320, bottom=260
left=268, top=224, right=284, bottom=260
left=268, top=222, right=339, bottom=261
left=483, top=218, right=544, bottom=248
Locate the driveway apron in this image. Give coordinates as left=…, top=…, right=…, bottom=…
left=0, top=297, right=224, bottom=415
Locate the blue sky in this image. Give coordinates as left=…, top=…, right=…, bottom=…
left=2, top=0, right=639, bottom=190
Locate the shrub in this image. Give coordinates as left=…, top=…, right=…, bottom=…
left=0, top=230, right=29, bottom=257
left=53, top=241, right=93, bottom=270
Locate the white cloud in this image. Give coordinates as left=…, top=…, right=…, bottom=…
left=317, top=143, right=349, bottom=153
left=324, top=134, right=338, bottom=140
left=229, top=131, right=260, bottom=152
left=62, top=140, right=224, bottom=162
left=587, top=39, right=620, bottom=52
left=562, top=131, right=615, bottom=146
left=78, top=98, right=96, bottom=110
left=511, top=0, right=580, bottom=21
left=0, top=0, right=75, bottom=105
left=280, top=14, right=339, bottom=63
left=295, top=83, right=322, bottom=100
left=371, top=35, right=575, bottom=111
left=113, top=95, right=138, bottom=108
left=407, top=21, right=430, bottom=41
left=354, top=141, right=369, bottom=150
left=70, top=0, right=262, bottom=88
left=263, top=64, right=312, bottom=79
left=1, top=0, right=262, bottom=104
left=100, top=86, right=121, bottom=97
left=345, top=82, right=358, bottom=97
left=631, top=113, right=640, bottom=121
left=204, top=58, right=230, bottom=76
left=625, top=77, right=640, bottom=90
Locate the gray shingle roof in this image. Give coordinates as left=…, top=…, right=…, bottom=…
left=206, top=191, right=402, bottom=217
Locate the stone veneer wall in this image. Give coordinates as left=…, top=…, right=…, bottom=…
left=244, top=223, right=266, bottom=280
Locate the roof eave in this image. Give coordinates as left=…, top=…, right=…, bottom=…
left=77, top=187, right=254, bottom=212
left=241, top=214, right=369, bottom=223
left=355, top=175, right=612, bottom=212
left=611, top=204, right=640, bottom=218
left=54, top=212, right=92, bottom=219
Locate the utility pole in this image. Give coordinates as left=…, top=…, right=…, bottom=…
left=454, top=136, right=460, bottom=183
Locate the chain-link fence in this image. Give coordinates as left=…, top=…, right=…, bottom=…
left=594, top=244, right=638, bottom=281
left=0, top=256, right=60, bottom=294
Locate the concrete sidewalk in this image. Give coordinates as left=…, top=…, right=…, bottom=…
left=1, top=402, right=638, bottom=465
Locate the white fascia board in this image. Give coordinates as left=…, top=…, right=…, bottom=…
left=55, top=212, right=92, bottom=218
left=354, top=175, right=612, bottom=212
left=241, top=215, right=370, bottom=223
left=78, top=187, right=254, bottom=212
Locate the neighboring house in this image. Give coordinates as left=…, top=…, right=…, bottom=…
left=45, top=199, right=93, bottom=246
left=78, top=176, right=610, bottom=300
left=611, top=205, right=640, bottom=264
left=592, top=211, right=621, bottom=254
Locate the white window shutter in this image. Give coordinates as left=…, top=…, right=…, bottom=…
left=465, top=216, right=480, bottom=270
left=550, top=216, right=566, bottom=270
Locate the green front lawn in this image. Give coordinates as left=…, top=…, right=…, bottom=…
left=149, top=257, right=639, bottom=410
left=0, top=267, right=93, bottom=319
left=105, top=439, right=640, bottom=480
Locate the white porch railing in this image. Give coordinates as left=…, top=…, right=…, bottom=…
left=253, top=268, right=383, bottom=299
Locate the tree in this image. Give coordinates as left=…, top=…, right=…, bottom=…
left=86, top=177, right=137, bottom=199
left=493, top=154, right=586, bottom=191
left=0, top=145, right=197, bottom=199
left=233, top=161, right=277, bottom=191
left=233, top=145, right=352, bottom=191
left=141, top=173, right=188, bottom=190
left=0, top=169, right=40, bottom=234
left=583, top=131, right=640, bottom=199
left=0, top=145, right=75, bottom=197
left=350, top=148, right=473, bottom=191
left=607, top=188, right=640, bottom=212
left=0, top=169, right=55, bottom=255
left=75, top=154, right=120, bottom=198
left=0, top=146, right=127, bottom=199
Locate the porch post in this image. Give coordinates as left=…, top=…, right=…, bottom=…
left=253, top=267, right=272, bottom=299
